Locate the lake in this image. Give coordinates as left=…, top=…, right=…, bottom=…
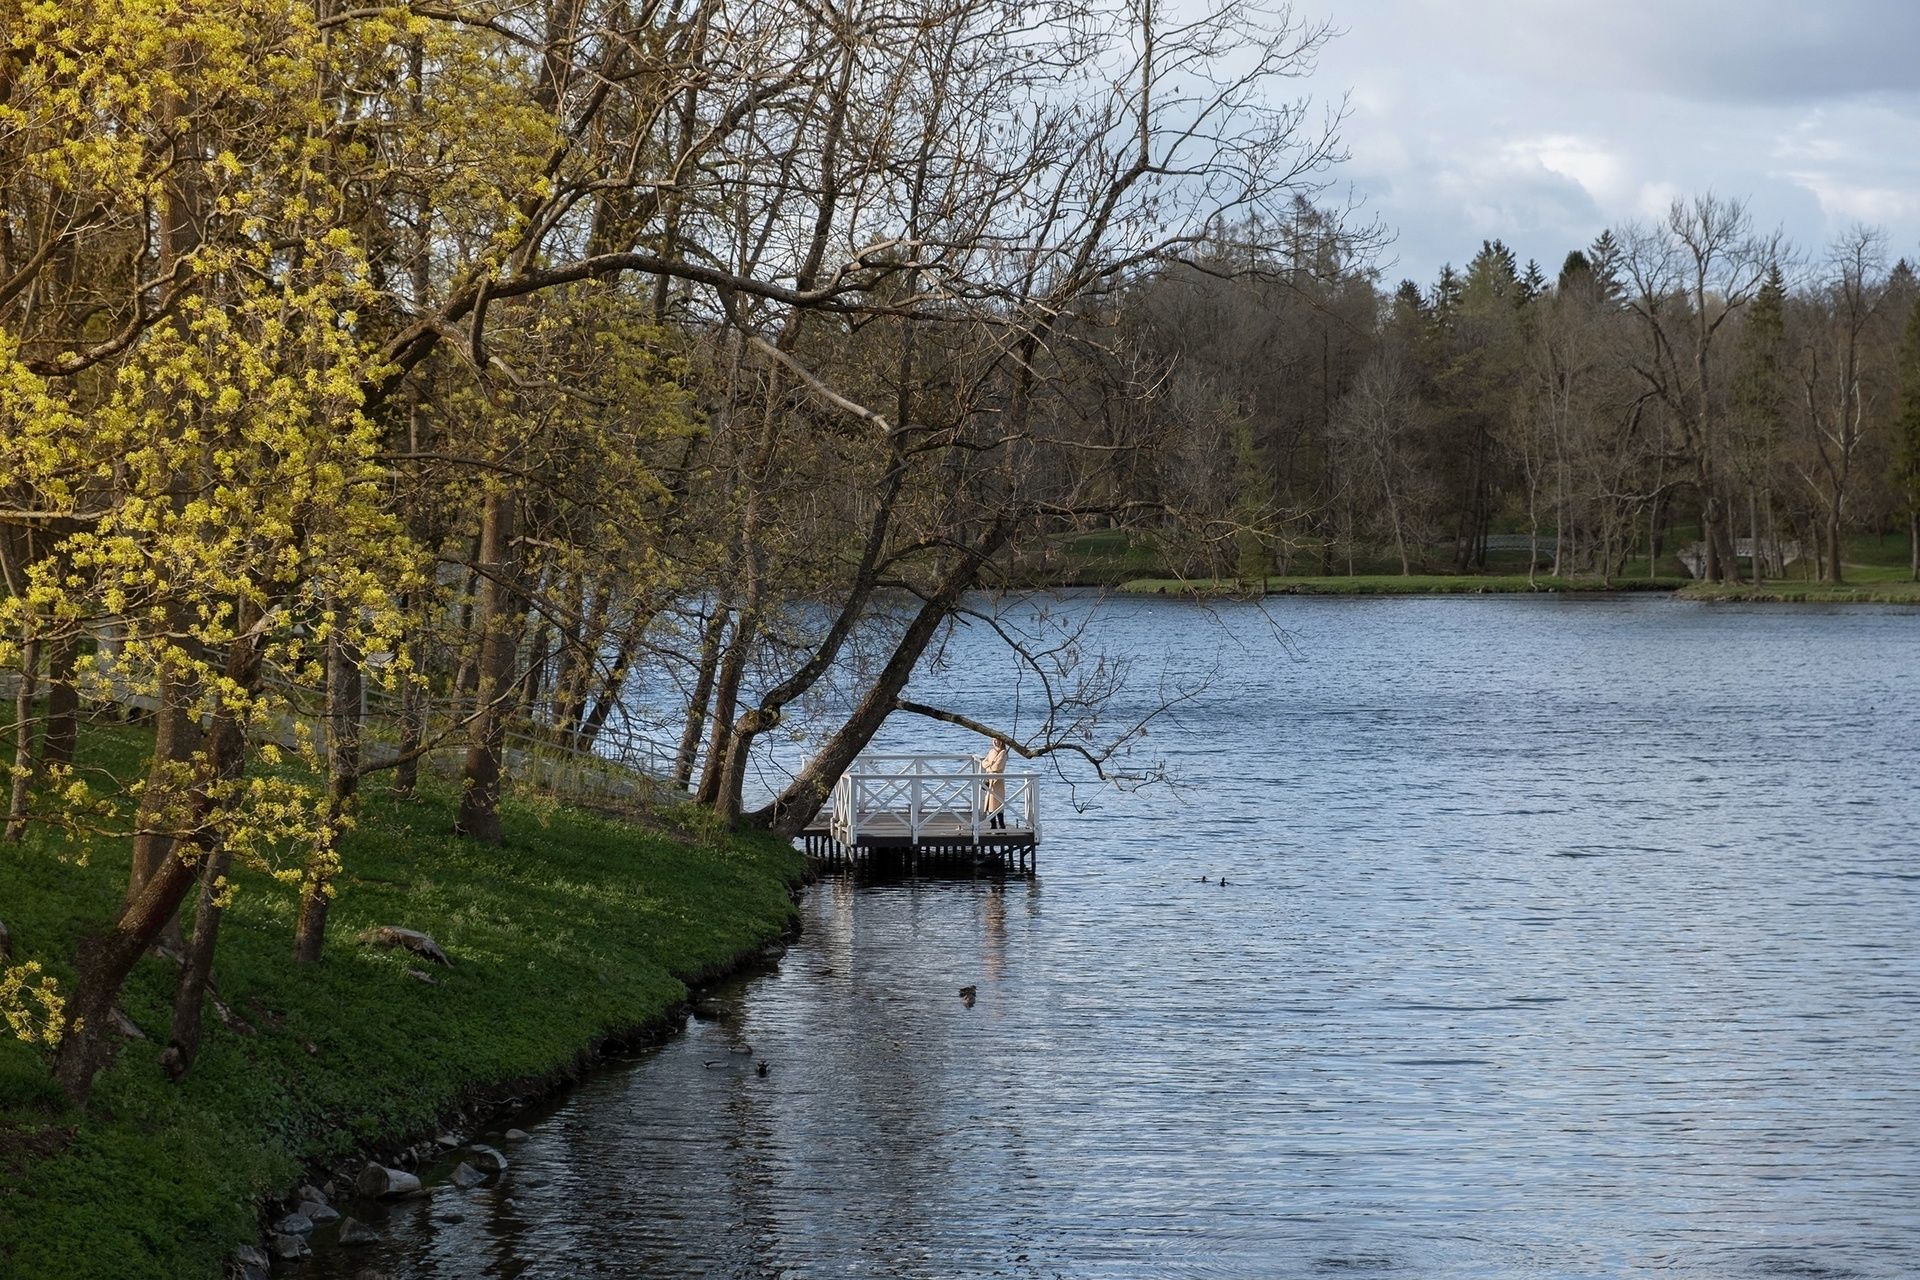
left=314, top=594, right=1920, bottom=1279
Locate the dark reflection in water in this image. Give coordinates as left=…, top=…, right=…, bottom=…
left=310, top=596, right=1920, bottom=1279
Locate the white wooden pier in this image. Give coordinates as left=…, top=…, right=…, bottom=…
left=799, top=753, right=1040, bottom=874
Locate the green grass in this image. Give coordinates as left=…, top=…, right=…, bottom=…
left=1120, top=574, right=1691, bottom=597
left=0, top=724, right=802, bottom=1279
left=1841, top=529, right=1916, bottom=570
left=1676, top=578, right=1920, bottom=604
left=1045, top=527, right=1916, bottom=592
left=1028, top=530, right=1171, bottom=585
left=1667, top=534, right=1920, bottom=601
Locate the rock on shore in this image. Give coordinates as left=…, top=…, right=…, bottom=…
left=354, top=1164, right=424, bottom=1199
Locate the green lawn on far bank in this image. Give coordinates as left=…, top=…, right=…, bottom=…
left=1060, top=527, right=1918, bottom=594
left=1120, top=574, right=1692, bottom=597
left=1120, top=569, right=1920, bottom=603
left=0, top=725, right=802, bottom=1280
left=1675, top=578, right=1920, bottom=603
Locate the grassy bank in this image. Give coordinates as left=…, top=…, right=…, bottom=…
left=1120, top=574, right=1691, bottom=597
left=0, top=725, right=803, bottom=1279
left=1048, top=528, right=1918, bottom=595
left=1672, top=551, right=1920, bottom=603
left=1675, top=578, right=1920, bottom=604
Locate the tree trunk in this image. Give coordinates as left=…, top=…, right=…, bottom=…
left=712, top=448, right=910, bottom=823
left=673, top=608, right=728, bottom=789
left=1721, top=500, right=1743, bottom=584
left=1762, top=488, right=1778, bottom=578
left=1383, top=486, right=1410, bottom=576
left=1645, top=491, right=1660, bottom=580
left=576, top=610, right=653, bottom=750
left=1910, top=510, right=1918, bottom=582
left=160, top=846, right=230, bottom=1080
left=551, top=577, right=605, bottom=744
left=1827, top=511, right=1844, bottom=585
left=1525, top=477, right=1539, bottom=589
left=450, top=535, right=483, bottom=711
left=127, top=657, right=201, bottom=908
left=43, top=631, right=79, bottom=768
left=57, top=616, right=256, bottom=1102
left=456, top=489, right=519, bottom=843
left=159, top=615, right=265, bottom=1074
left=295, top=627, right=360, bottom=962
left=695, top=614, right=754, bottom=806
left=1551, top=445, right=1569, bottom=578
left=1702, top=491, right=1724, bottom=582
left=519, top=614, right=553, bottom=722
left=750, top=519, right=1015, bottom=838
left=1650, top=472, right=1672, bottom=579
left=5, top=634, right=39, bottom=842
left=392, top=628, right=424, bottom=797
left=54, top=842, right=200, bottom=1103
left=712, top=707, right=768, bottom=829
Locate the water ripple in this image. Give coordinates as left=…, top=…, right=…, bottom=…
left=313, top=596, right=1920, bottom=1279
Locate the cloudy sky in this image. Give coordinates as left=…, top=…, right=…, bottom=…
left=1300, top=0, right=1920, bottom=284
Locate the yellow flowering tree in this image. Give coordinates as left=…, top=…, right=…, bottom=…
left=0, top=0, right=419, bottom=1099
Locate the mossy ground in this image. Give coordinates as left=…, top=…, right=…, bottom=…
left=0, top=724, right=802, bottom=1279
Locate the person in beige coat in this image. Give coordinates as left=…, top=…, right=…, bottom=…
left=981, top=737, right=1010, bottom=829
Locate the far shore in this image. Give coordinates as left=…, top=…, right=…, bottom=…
left=1111, top=573, right=1920, bottom=604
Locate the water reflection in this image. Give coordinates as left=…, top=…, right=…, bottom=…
left=310, top=596, right=1920, bottom=1279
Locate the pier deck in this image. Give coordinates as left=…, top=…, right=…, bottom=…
left=798, top=753, right=1040, bottom=874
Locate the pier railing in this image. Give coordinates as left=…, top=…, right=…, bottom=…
left=827, top=755, right=1040, bottom=847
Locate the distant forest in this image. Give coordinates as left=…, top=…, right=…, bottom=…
left=1105, top=196, right=1920, bottom=585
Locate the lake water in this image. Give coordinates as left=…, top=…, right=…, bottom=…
left=314, top=594, right=1920, bottom=1279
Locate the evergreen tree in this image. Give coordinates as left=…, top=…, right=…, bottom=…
left=1557, top=250, right=1594, bottom=300
left=1519, top=258, right=1547, bottom=304
left=1586, top=229, right=1624, bottom=302
left=1889, top=257, right=1917, bottom=295
left=1737, top=266, right=1789, bottom=396
left=1431, top=264, right=1463, bottom=328
left=1464, top=239, right=1519, bottom=304
left=1730, top=264, right=1789, bottom=578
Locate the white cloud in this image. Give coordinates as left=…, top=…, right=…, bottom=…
left=1503, top=136, right=1630, bottom=206
left=1292, top=0, right=1920, bottom=281
left=1786, top=175, right=1920, bottom=226
left=1635, top=181, right=1683, bottom=222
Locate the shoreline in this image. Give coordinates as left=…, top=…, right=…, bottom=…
left=0, top=732, right=807, bottom=1280
left=282, top=917, right=802, bottom=1277
left=1106, top=574, right=1920, bottom=604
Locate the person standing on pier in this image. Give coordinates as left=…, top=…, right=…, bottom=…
left=982, top=737, right=1009, bottom=829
